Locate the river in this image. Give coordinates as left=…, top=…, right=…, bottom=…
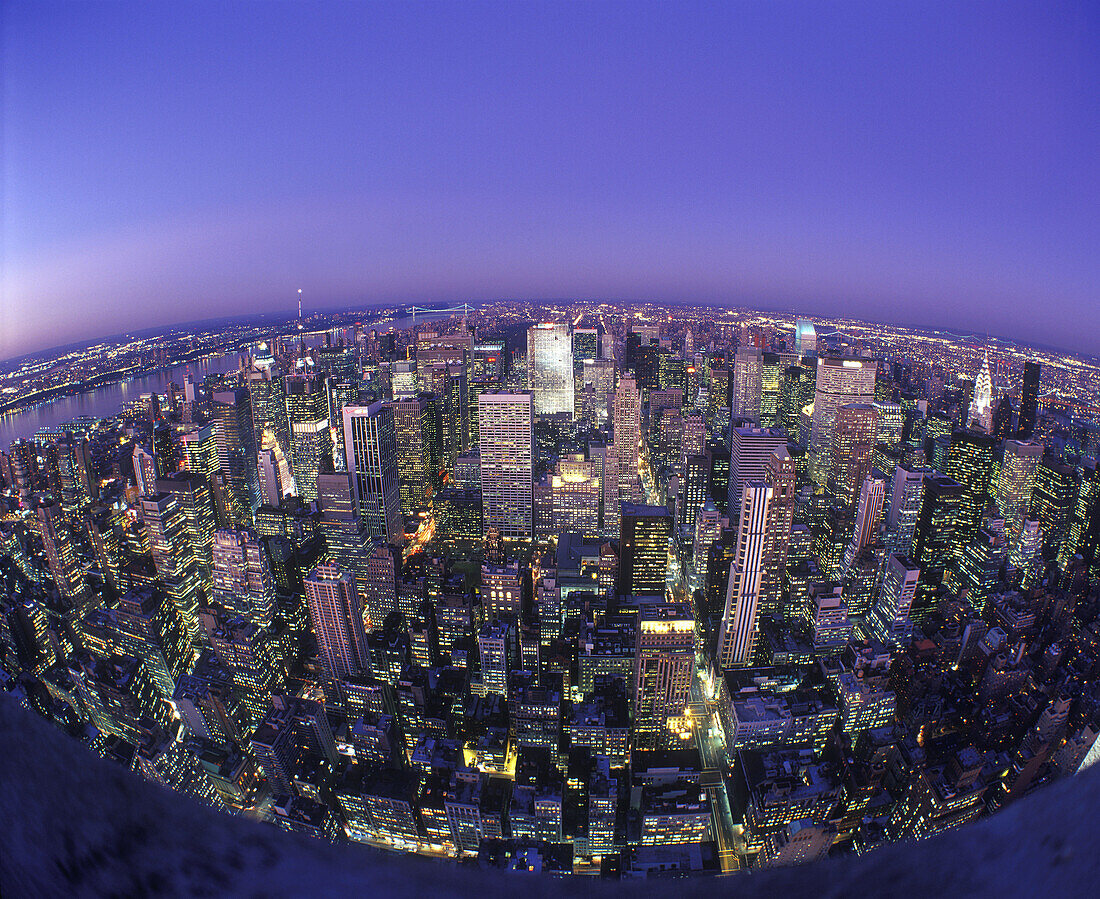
left=0, top=353, right=242, bottom=449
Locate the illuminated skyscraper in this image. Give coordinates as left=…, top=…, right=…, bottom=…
left=156, top=470, right=216, bottom=579
left=388, top=394, right=438, bottom=516
left=795, top=320, right=817, bottom=355
left=141, top=492, right=202, bottom=642
left=581, top=358, right=615, bottom=426
left=478, top=391, right=534, bottom=540
left=618, top=503, right=671, bottom=596
left=613, top=375, right=642, bottom=498
left=552, top=455, right=601, bottom=539
left=910, top=473, right=963, bottom=622
left=285, top=370, right=332, bottom=502
left=828, top=404, right=878, bottom=510
left=305, top=562, right=369, bottom=681
left=995, top=440, right=1045, bottom=530
left=732, top=346, right=763, bottom=420
left=869, top=554, right=919, bottom=646
left=885, top=462, right=928, bottom=556
left=244, top=346, right=289, bottom=457
left=810, top=357, right=877, bottom=450
left=728, top=426, right=787, bottom=513
left=633, top=603, right=694, bottom=749
left=343, top=403, right=403, bottom=545
left=1031, top=454, right=1076, bottom=562
left=527, top=322, right=574, bottom=416
left=212, top=528, right=276, bottom=630
left=945, top=429, right=997, bottom=555
left=211, top=387, right=261, bottom=525
left=37, top=497, right=86, bottom=602
left=719, top=482, right=772, bottom=667
left=967, top=353, right=993, bottom=434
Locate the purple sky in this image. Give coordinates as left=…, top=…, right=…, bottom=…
left=3, top=1, right=1098, bottom=360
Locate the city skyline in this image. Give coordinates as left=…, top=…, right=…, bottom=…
left=4, top=2, right=1098, bottom=361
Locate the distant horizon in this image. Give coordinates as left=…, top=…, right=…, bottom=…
left=4, top=295, right=1094, bottom=369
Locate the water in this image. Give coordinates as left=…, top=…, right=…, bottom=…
left=0, top=353, right=242, bottom=449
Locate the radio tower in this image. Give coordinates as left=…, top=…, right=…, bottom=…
left=297, top=288, right=303, bottom=330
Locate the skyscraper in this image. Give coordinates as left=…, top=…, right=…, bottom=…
left=732, top=346, right=763, bottom=420
left=156, top=470, right=217, bottom=579
left=211, top=387, right=261, bottom=525
left=305, top=562, right=369, bottom=681
left=343, top=402, right=403, bottom=545
left=967, top=353, right=994, bottom=434
left=795, top=320, right=817, bottom=355
left=719, top=482, right=773, bottom=668
left=285, top=370, right=333, bottom=502
left=212, top=528, right=276, bottom=630
left=618, top=503, right=671, bottom=597
left=728, top=426, right=787, bottom=513
left=945, top=429, right=998, bottom=555
left=527, top=323, right=574, bottom=416
left=478, top=391, right=534, bottom=540
left=141, top=492, right=202, bottom=642
left=633, top=603, right=694, bottom=749
left=1018, top=361, right=1041, bottom=440
left=37, top=497, right=86, bottom=602
left=811, top=356, right=877, bottom=450
left=613, top=375, right=642, bottom=499
left=758, top=447, right=798, bottom=619
left=552, top=455, right=601, bottom=539
left=869, top=554, right=919, bottom=646
left=995, top=440, right=1045, bottom=530
left=828, top=404, right=877, bottom=510
left=389, top=394, right=438, bottom=516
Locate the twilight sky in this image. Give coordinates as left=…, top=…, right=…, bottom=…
left=2, top=1, right=1098, bottom=360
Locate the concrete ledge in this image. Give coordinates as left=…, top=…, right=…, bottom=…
left=1, top=697, right=1097, bottom=897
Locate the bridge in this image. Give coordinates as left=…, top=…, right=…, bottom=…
left=405, top=303, right=479, bottom=326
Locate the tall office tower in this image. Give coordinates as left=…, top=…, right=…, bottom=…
left=758, top=447, right=797, bottom=619
left=601, top=447, right=621, bottom=537
left=552, top=455, right=601, bottom=539
left=991, top=395, right=1015, bottom=440
left=633, top=604, right=694, bottom=750
left=869, top=554, right=920, bottom=645
left=212, top=528, right=276, bottom=629
left=810, top=357, right=877, bottom=449
left=420, top=361, right=467, bottom=472
left=479, top=391, right=534, bottom=540
left=179, top=424, right=218, bottom=479
left=7, top=438, right=38, bottom=501
left=478, top=620, right=511, bottom=697
left=389, top=394, right=437, bottom=516
left=995, top=440, right=1045, bottom=529
left=690, top=500, right=722, bottom=594
left=909, top=473, right=963, bottom=622
left=582, top=358, right=616, bottom=425
left=727, top=426, right=787, bottom=514
left=945, top=430, right=998, bottom=555
left=618, top=504, right=672, bottom=597
left=828, top=404, right=878, bottom=510
left=37, top=497, right=86, bottom=602
left=141, top=492, right=202, bottom=642
left=795, top=319, right=817, bottom=355
left=316, top=468, right=373, bottom=603
left=678, top=453, right=710, bottom=538
left=305, top=562, right=369, bottom=681
left=967, top=353, right=994, bottom=434
left=391, top=360, right=418, bottom=399
left=718, top=482, right=773, bottom=668
left=1010, top=518, right=1044, bottom=587
left=527, top=323, right=574, bottom=416
left=759, top=352, right=782, bottom=426
left=708, top=366, right=731, bottom=434
left=1018, top=360, right=1041, bottom=439
left=681, top=410, right=706, bottom=461
left=843, top=474, right=886, bottom=569
left=1031, top=454, right=1077, bottom=561
left=257, top=447, right=285, bottom=506
left=284, top=371, right=332, bottom=503
left=133, top=444, right=159, bottom=496
left=572, top=327, right=598, bottom=379
left=613, top=376, right=642, bottom=496
left=156, top=471, right=216, bottom=579
left=343, top=402, right=403, bottom=545
left=1060, top=459, right=1100, bottom=576
left=244, top=346, right=289, bottom=457
left=211, top=387, right=261, bottom=525
left=56, top=434, right=92, bottom=514
left=732, top=346, right=763, bottom=419
left=885, top=463, right=928, bottom=554
left=363, top=540, right=400, bottom=629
